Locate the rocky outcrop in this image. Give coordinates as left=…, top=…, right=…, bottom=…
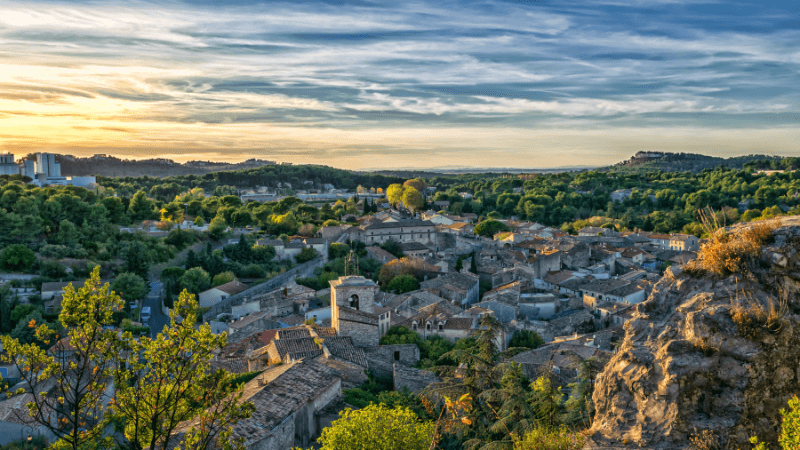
left=587, top=219, right=800, bottom=450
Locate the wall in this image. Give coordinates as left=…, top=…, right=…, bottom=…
left=203, top=257, right=324, bottom=322
left=338, top=320, right=379, bottom=348
left=364, top=344, right=419, bottom=377
left=393, top=364, right=439, bottom=393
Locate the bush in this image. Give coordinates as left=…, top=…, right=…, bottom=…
left=1, top=244, right=36, bottom=272
left=294, top=247, right=319, bottom=263
left=315, top=404, right=434, bottom=450
left=515, top=425, right=586, bottom=450
left=690, top=221, right=778, bottom=277
left=387, top=274, right=419, bottom=294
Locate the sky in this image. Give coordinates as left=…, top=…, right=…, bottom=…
left=0, top=0, right=798, bottom=170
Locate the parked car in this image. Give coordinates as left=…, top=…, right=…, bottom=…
left=140, top=306, right=152, bottom=322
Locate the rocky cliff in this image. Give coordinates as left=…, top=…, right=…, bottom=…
left=587, top=218, right=800, bottom=449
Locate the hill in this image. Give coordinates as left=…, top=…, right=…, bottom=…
left=603, top=151, right=785, bottom=174
left=52, top=154, right=278, bottom=178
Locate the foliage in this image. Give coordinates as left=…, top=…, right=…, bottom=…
left=112, top=272, right=148, bottom=301
left=179, top=267, right=212, bottom=294
left=208, top=216, right=228, bottom=240
left=380, top=240, right=405, bottom=258
left=514, top=426, right=586, bottom=450
left=378, top=257, right=423, bottom=287
left=0, top=244, right=36, bottom=271
left=689, top=221, right=778, bottom=277
left=475, top=219, right=510, bottom=237
left=0, top=436, right=48, bottom=450
left=294, top=246, right=319, bottom=263
left=212, top=271, right=236, bottom=287
left=508, top=330, right=544, bottom=352
left=112, top=290, right=254, bottom=450
left=387, top=274, right=420, bottom=294
left=0, top=268, right=123, bottom=449
left=328, top=242, right=350, bottom=259
left=309, top=404, right=435, bottom=450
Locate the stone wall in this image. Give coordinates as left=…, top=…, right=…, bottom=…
left=393, top=364, right=439, bottom=393
left=254, top=413, right=295, bottom=450
left=364, top=344, right=419, bottom=377
left=203, top=257, right=324, bottom=322
left=339, top=320, right=379, bottom=348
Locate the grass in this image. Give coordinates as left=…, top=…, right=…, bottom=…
left=687, top=220, right=779, bottom=277
left=729, top=288, right=787, bottom=338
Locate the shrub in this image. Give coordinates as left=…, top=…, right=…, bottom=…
left=690, top=221, right=778, bottom=277
left=514, top=425, right=586, bottom=450
left=729, top=289, right=786, bottom=338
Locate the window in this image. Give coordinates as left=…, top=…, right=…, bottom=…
left=438, top=323, right=443, bottom=331
left=348, top=294, right=359, bottom=310
left=426, top=323, right=431, bottom=331
left=394, top=351, right=400, bottom=361
left=412, top=323, right=417, bottom=331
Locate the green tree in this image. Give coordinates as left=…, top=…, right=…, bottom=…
left=123, top=241, right=150, bottom=280
left=10, top=303, right=38, bottom=323
left=310, top=404, right=434, bottom=450
left=160, top=266, right=186, bottom=286
left=328, top=243, right=350, bottom=260
left=508, top=330, right=544, bottom=352
left=128, top=190, right=155, bottom=221
left=565, top=357, right=602, bottom=427
left=0, top=244, right=36, bottom=272
left=113, top=291, right=254, bottom=450
left=0, top=268, right=121, bottom=449
left=380, top=325, right=423, bottom=346
left=387, top=274, right=419, bottom=294
left=179, top=267, right=211, bottom=294
left=212, top=271, right=236, bottom=287
left=402, top=186, right=424, bottom=211
left=386, top=184, right=405, bottom=207
left=474, top=219, right=510, bottom=237
left=112, top=272, right=148, bottom=301
left=470, top=251, right=478, bottom=274
left=295, top=247, right=319, bottom=263
left=0, top=293, right=11, bottom=332
left=208, top=216, right=228, bottom=241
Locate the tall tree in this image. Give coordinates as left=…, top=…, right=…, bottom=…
left=113, top=291, right=254, bottom=450
left=0, top=268, right=121, bottom=450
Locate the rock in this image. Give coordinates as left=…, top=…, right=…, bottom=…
left=665, top=265, right=683, bottom=278
left=587, top=223, right=800, bottom=450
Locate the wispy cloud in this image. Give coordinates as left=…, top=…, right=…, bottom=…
left=0, top=0, right=797, bottom=168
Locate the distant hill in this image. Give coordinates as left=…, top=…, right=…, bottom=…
left=52, top=154, right=278, bottom=178
left=603, top=151, right=784, bottom=174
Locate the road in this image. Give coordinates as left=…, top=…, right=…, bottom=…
left=143, top=281, right=170, bottom=338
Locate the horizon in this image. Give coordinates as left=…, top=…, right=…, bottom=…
left=0, top=0, right=798, bottom=169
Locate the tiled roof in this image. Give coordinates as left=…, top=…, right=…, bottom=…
left=210, top=358, right=249, bottom=374
left=175, top=358, right=340, bottom=446
left=324, top=337, right=369, bottom=368
left=443, top=317, right=475, bottom=330
left=277, top=327, right=312, bottom=340
left=273, top=337, right=323, bottom=361
left=365, top=220, right=434, bottom=230
left=213, top=280, right=250, bottom=296
left=219, top=332, right=266, bottom=359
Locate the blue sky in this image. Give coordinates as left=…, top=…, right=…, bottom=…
left=0, top=0, right=797, bottom=169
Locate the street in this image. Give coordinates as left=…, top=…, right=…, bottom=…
left=143, top=281, right=170, bottom=338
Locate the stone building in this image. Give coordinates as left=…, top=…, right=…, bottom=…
left=175, top=358, right=341, bottom=450
left=419, top=271, right=480, bottom=307
left=361, top=220, right=436, bottom=246
left=329, top=276, right=380, bottom=347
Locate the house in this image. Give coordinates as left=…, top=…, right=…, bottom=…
left=669, top=234, right=700, bottom=252
left=198, top=280, right=250, bottom=308
left=433, top=200, right=450, bottom=209
left=41, top=279, right=112, bottom=300
left=361, top=220, right=436, bottom=246
left=399, top=242, right=432, bottom=258
left=647, top=233, right=672, bottom=250
left=365, top=246, right=397, bottom=263
left=581, top=279, right=646, bottom=308
left=578, top=226, right=607, bottom=237
left=419, top=271, right=480, bottom=307
left=175, top=358, right=341, bottom=449
left=424, top=213, right=456, bottom=225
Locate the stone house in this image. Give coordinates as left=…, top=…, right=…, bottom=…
left=669, top=234, right=700, bottom=251
left=581, top=279, right=646, bottom=308
left=399, top=242, right=432, bottom=258
left=176, top=358, right=341, bottom=450
left=361, top=220, right=436, bottom=246
left=198, top=280, right=250, bottom=308
left=365, top=246, right=397, bottom=263
left=419, top=271, right=480, bottom=307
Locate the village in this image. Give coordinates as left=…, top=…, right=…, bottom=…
left=141, top=193, right=703, bottom=449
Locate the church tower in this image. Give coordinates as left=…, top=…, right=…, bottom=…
left=329, top=276, right=380, bottom=347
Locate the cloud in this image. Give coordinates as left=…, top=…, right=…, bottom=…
left=0, top=0, right=797, bottom=168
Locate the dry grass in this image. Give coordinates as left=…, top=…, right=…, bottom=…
left=729, top=288, right=787, bottom=338
left=689, top=221, right=779, bottom=277
left=689, top=428, right=720, bottom=450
